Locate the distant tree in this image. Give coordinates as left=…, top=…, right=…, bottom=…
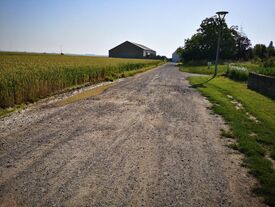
left=176, top=47, right=184, bottom=56
left=253, top=44, right=267, bottom=59
left=179, top=15, right=252, bottom=63
left=234, top=30, right=252, bottom=60
left=268, top=41, right=274, bottom=49
left=267, top=41, right=275, bottom=57
left=181, top=33, right=205, bottom=63
left=155, top=55, right=168, bottom=61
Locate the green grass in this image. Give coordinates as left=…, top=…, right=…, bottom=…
left=180, top=62, right=275, bottom=77
left=0, top=104, right=26, bottom=118
left=256, top=67, right=275, bottom=77
left=188, top=75, right=275, bottom=206
left=180, top=64, right=228, bottom=75
left=56, top=83, right=114, bottom=107
left=0, top=52, right=163, bottom=109
left=230, top=62, right=275, bottom=77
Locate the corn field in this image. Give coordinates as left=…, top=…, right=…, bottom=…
left=0, top=52, right=162, bottom=108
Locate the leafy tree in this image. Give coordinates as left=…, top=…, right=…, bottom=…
left=176, top=47, right=184, bottom=57
left=267, top=41, right=275, bottom=57
left=180, top=15, right=251, bottom=63
left=235, top=31, right=252, bottom=60
left=253, top=44, right=267, bottom=59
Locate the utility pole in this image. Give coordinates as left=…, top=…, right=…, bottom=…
left=60, top=45, right=64, bottom=55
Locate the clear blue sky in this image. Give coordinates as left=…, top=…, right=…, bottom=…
left=0, top=0, right=274, bottom=57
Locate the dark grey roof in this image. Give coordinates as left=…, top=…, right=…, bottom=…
left=109, top=41, right=156, bottom=53
left=128, top=41, right=155, bottom=52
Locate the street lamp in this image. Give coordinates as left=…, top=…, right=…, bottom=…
left=214, top=11, right=229, bottom=77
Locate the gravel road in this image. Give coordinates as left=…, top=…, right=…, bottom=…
left=0, top=63, right=264, bottom=207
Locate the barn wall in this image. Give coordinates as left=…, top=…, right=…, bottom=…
left=144, top=50, right=156, bottom=58
left=109, top=42, right=144, bottom=58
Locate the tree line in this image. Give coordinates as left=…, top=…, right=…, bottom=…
left=176, top=15, right=275, bottom=66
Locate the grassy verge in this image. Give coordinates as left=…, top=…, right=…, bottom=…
left=56, top=63, right=162, bottom=106
left=179, top=64, right=228, bottom=75
left=0, top=104, right=26, bottom=118
left=105, top=63, right=163, bottom=81
left=232, top=62, right=275, bottom=77
left=188, top=76, right=275, bottom=206
left=180, top=62, right=275, bottom=78
left=56, top=83, right=114, bottom=107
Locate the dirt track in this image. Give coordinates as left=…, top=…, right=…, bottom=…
left=0, top=63, right=264, bottom=206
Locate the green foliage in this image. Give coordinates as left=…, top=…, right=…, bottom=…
left=0, top=104, right=26, bottom=118
left=180, top=61, right=275, bottom=79
left=180, top=64, right=227, bottom=75
left=252, top=57, right=263, bottom=65
left=253, top=44, right=268, bottom=59
left=188, top=76, right=275, bottom=206
left=271, top=148, right=275, bottom=160
left=220, top=128, right=234, bottom=138
left=246, top=155, right=275, bottom=206
left=179, top=15, right=251, bottom=63
left=250, top=45, right=275, bottom=76
left=258, top=67, right=275, bottom=77
left=267, top=41, right=275, bottom=57
left=177, top=16, right=274, bottom=65
left=252, top=42, right=275, bottom=69
left=262, top=57, right=275, bottom=68
left=226, top=65, right=249, bottom=81
left=0, top=52, right=162, bottom=108
left=229, top=62, right=275, bottom=77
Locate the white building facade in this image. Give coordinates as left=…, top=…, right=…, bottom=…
left=172, top=51, right=181, bottom=62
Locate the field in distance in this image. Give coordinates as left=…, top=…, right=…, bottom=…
left=0, top=52, right=162, bottom=110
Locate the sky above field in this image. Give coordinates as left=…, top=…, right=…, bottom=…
left=0, top=0, right=275, bottom=57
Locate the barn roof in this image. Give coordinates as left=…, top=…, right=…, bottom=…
left=109, top=41, right=156, bottom=52
left=128, top=41, right=155, bottom=52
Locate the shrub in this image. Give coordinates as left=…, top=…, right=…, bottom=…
left=257, top=67, right=275, bottom=77
left=262, top=57, right=275, bottom=68
left=183, top=59, right=208, bottom=66
left=252, top=57, right=262, bottom=64
left=226, top=65, right=249, bottom=81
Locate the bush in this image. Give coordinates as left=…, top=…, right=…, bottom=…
left=182, top=59, right=209, bottom=66
left=226, top=65, right=249, bottom=81
left=252, top=57, right=262, bottom=64
left=262, top=57, right=275, bottom=68
left=257, top=67, right=275, bottom=77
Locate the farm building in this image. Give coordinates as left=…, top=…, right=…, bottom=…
left=109, top=41, right=156, bottom=59
left=172, top=50, right=181, bottom=62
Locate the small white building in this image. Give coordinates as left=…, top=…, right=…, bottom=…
left=172, top=50, right=181, bottom=62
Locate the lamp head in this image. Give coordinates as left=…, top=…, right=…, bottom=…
left=216, top=11, right=228, bottom=21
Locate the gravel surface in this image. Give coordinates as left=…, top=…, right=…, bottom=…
left=0, top=63, right=265, bottom=207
